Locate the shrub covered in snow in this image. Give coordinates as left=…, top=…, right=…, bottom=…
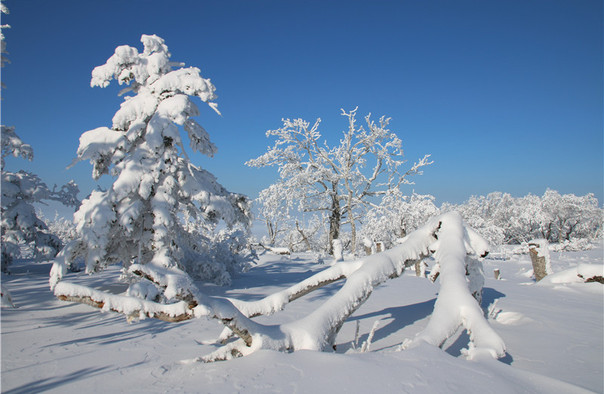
left=42, top=214, right=78, bottom=245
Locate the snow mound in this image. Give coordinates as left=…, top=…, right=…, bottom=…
left=493, top=311, right=532, bottom=326
left=538, top=264, right=603, bottom=286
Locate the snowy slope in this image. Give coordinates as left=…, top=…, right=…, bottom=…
left=1, top=246, right=602, bottom=393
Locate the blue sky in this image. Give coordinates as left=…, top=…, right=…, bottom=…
left=2, top=0, right=602, bottom=214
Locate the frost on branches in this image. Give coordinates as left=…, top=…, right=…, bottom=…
left=52, top=35, right=251, bottom=301
left=52, top=211, right=505, bottom=362
left=247, top=108, right=432, bottom=255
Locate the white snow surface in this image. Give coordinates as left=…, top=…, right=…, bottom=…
left=2, top=245, right=602, bottom=393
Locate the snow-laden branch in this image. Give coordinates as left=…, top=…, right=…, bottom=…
left=54, top=282, right=197, bottom=323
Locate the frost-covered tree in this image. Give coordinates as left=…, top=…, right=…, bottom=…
left=1, top=167, right=79, bottom=270
left=254, top=182, right=327, bottom=252
left=43, top=213, right=78, bottom=245
left=1, top=127, right=80, bottom=271
left=1, top=5, right=79, bottom=271
left=55, top=34, right=251, bottom=294
left=247, top=108, right=431, bottom=254
left=255, top=182, right=292, bottom=247
left=446, top=190, right=603, bottom=247
left=360, top=190, right=440, bottom=249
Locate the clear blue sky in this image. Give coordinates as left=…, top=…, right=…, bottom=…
left=2, top=0, right=602, bottom=213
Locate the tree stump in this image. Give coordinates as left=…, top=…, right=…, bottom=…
left=528, top=240, right=551, bottom=281
left=415, top=260, right=427, bottom=277
left=332, top=239, right=344, bottom=262
left=362, top=238, right=373, bottom=256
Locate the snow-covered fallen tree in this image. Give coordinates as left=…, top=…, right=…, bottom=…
left=50, top=212, right=506, bottom=362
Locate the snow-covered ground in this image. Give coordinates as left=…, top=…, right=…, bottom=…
left=2, top=245, right=602, bottom=393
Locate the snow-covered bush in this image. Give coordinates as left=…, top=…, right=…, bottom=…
left=182, top=221, right=256, bottom=286
left=53, top=35, right=251, bottom=293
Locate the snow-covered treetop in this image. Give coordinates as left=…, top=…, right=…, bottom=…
left=1, top=2, right=10, bottom=75
left=1, top=126, right=33, bottom=170
left=75, top=34, right=223, bottom=180
left=90, top=34, right=219, bottom=115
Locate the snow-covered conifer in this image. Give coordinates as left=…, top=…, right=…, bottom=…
left=55, top=35, right=251, bottom=293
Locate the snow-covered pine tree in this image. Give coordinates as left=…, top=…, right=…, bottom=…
left=53, top=35, right=251, bottom=300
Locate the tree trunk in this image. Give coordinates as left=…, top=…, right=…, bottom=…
left=266, top=220, right=276, bottom=245
left=346, top=191, right=356, bottom=254
left=414, top=260, right=426, bottom=277
left=295, top=220, right=312, bottom=251
left=327, top=187, right=341, bottom=255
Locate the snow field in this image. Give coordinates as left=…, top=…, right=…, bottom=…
left=1, top=245, right=602, bottom=393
